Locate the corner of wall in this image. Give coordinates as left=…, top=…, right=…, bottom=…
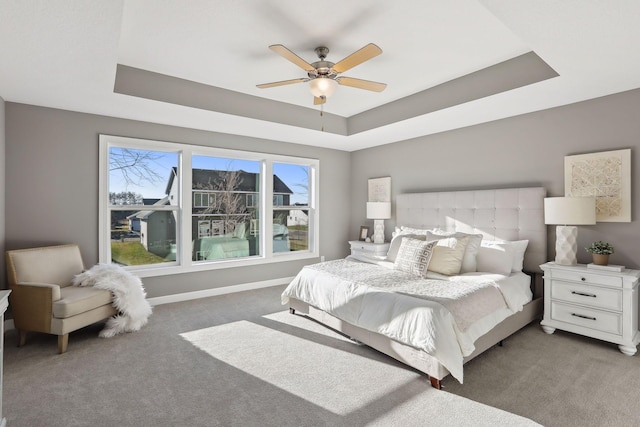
left=0, top=97, right=6, bottom=290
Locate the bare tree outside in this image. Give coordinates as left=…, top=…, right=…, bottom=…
left=194, top=170, right=250, bottom=232
left=110, top=148, right=165, bottom=191
left=109, top=191, right=144, bottom=206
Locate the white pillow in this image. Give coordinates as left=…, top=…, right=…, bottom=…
left=476, top=241, right=515, bottom=276
left=427, top=236, right=469, bottom=276
left=387, top=233, right=426, bottom=262
left=501, top=240, right=529, bottom=272
left=392, top=226, right=434, bottom=238
left=394, top=238, right=436, bottom=278
left=426, top=231, right=483, bottom=273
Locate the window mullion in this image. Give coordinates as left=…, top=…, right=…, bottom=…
left=181, top=150, right=192, bottom=268
left=263, top=161, right=273, bottom=258
left=311, top=163, right=319, bottom=254
left=99, top=140, right=109, bottom=263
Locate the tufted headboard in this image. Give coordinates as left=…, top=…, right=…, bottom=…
left=395, top=187, right=547, bottom=273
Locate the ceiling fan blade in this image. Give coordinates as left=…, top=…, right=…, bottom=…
left=332, top=43, right=382, bottom=73
left=336, top=76, right=387, bottom=92
left=256, top=78, right=308, bottom=89
left=269, top=44, right=316, bottom=72
left=314, top=96, right=326, bottom=105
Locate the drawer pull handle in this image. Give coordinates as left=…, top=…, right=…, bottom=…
left=571, top=313, right=596, bottom=321
left=581, top=277, right=586, bottom=281
left=571, top=291, right=596, bottom=298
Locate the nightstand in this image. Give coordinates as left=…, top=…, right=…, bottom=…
left=348, top=240, right=390, bottom=258
left=540, top=262, right=640, bottom=355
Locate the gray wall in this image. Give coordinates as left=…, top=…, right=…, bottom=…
left=0, top=96, right=5, bottom=288
left=351, top=88, right=640, bottom=269
left=5, top=87, right=640, bottom=298
left=4, top=103, right=351, bottom=297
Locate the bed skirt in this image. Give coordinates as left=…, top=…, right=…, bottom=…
left=287, top=296, right=543, bottom=388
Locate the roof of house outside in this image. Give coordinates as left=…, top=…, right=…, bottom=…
left=165, top=167, right=293, bottom=195
left=127, top=196, right=171, bottom=220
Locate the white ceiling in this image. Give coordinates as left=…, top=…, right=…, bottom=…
left=1, top=0, right=640, bottom=151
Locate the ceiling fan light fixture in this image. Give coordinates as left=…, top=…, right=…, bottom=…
left=309, top=77, right=338, bottom=98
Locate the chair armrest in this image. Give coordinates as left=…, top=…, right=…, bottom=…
left=9, top=282, right=61, bottom=333
left=16, top=282, right=61, bottom=301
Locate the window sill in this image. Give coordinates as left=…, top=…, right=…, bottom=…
left=130, top=251, right=320, bottom=278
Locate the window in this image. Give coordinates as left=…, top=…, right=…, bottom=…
left=104, top=146, right=179, bottom=267
left=100, top=135, right=319, bottom=276
left=191, top=155, right=260, bottom=262
left=194, top=192, right=215, bottom=208
left=272, top=162, right=311, bottom=253
left=246, top=193, right=257, bottom=208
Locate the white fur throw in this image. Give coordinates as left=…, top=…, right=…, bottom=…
left=72, top=263, right=152, bottom=338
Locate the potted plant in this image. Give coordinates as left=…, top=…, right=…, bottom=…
left=585, top=241, right=615, bottom=265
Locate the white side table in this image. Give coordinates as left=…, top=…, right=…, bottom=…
left=348, top=240, right=390, bottom=258
left=540, top=262, right=640, bottom=355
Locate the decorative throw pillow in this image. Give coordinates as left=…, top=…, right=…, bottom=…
left=386, top=233, right=426, bottom=262
left=427, top=236, right=470, bottom=276
left=426, top=231, right=483, bottom=273
left=476, top=241, right=516, bottom=276
left=394, top=238, right=436, bottom=278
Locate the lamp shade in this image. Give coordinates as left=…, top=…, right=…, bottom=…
left=309, top=77, right=338, bottom=98
left=367, top=202, right=391, bottom=220
left=544, top=197, right=596, bottom=225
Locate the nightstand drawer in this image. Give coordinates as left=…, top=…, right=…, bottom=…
left=551, top=281, right=622, bottom=311
left=551, top=269, right=622, bottom=288
left=348, top=241, right=389, bottom=257
left=351, top=242, right=371, bottom=251
left=551, top=302, right=621, bottom=335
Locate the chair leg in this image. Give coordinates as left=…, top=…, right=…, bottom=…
left=58, top=334, right=69, bottom=354
left=17, top=330, right=27, bottom=347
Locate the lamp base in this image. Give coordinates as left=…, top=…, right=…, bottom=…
left=555, top=225, right=578, bottom=265
left=372, top=219, right=385, bottom=244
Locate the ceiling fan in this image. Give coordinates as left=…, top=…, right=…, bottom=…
left=257, top=43, right=387, bottom=105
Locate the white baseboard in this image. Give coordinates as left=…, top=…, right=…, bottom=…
left=147, top=276, right=294, bottom=306
left=3, top=277, right=294, bottom=332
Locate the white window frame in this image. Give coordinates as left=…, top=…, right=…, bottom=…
left=99, top=135, right=319, bottom=278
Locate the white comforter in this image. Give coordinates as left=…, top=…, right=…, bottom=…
left=281, top=259, right=531, bottom=383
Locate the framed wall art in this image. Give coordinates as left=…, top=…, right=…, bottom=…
left=564, top=148, right=631, bottom=222
left=368, top=176, right=391, bottom=202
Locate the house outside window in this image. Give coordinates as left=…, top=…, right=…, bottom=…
left=100, top=135, right=319, bottom=277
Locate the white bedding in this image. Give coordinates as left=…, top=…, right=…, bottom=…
left=282, top=258, right=532, bottom=383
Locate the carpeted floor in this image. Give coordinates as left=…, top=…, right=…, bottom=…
left=3, top=284, right=639, bottom=426
left=443, top=321, right=640, bottom=426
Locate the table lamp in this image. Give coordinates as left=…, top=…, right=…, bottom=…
left=544, top=197, right=596, bottom=265
left=366, top=202, right=391, bottom=244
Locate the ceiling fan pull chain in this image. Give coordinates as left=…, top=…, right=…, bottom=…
left=320, top=103, right=324, bottom=132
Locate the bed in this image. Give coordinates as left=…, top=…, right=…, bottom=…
left=282, top=187, right=546, bottom=388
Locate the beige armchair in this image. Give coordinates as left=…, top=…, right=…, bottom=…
left=6, top=244, right=117, bottom=353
